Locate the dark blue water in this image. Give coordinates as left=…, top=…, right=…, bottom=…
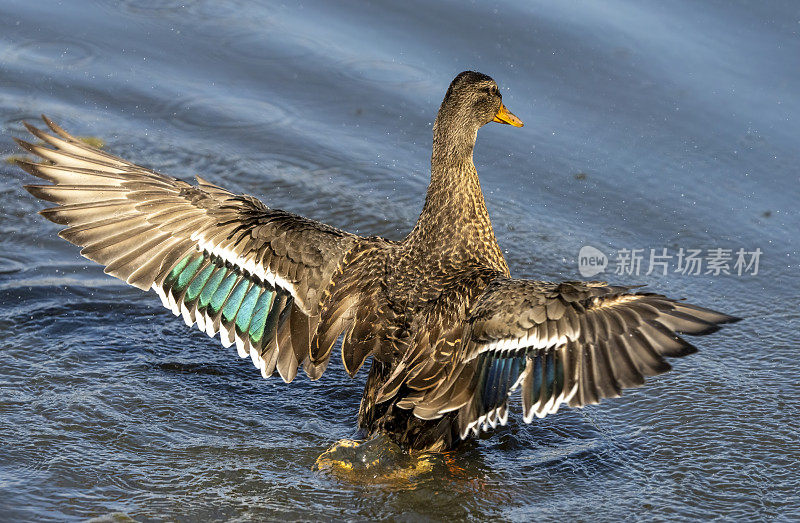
left=1, top=0, right=798, bottom=520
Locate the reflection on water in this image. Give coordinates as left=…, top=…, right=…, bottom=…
left=1, top=0, right=798, bottom=520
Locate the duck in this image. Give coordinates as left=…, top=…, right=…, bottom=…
left=15, top=71, right=739, bottom=453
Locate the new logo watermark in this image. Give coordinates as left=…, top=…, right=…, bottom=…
left=578, top=245, right=608, bottom=277
left=578, top=246, right=761, bottom=278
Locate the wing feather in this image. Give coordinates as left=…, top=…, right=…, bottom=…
left=400, top=276, right=738, bottom=438
left=17, top=117, right=392, bottom=383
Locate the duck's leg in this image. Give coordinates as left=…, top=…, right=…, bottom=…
left=314, top=361, right=410, bottom=477
left=314, top=361, right=461, bottom=481
left=313, top=433, right=436, bottom=483
left=314, top=433, right=403, bottom=472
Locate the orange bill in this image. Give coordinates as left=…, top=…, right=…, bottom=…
left=492, top=104, right=524, bottom=127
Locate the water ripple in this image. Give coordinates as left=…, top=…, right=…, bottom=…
left=166, top=94, right=288, bottom=134
left=1, top=38, right=96, bottom=68
left=338, top=59, right=431, bottom=88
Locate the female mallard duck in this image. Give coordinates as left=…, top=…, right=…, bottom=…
left=16, top=71, right=738, bottom=453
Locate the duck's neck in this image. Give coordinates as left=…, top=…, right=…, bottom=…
left=407, top=118, right=507, bottom=272
left=422, top=125, right=485, bottom=231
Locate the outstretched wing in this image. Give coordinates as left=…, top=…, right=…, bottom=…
left=16, top=116, right=391, bottom=382
left=404, top=277, right=739, bottom=438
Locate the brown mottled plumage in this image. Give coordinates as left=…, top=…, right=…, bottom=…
left=15, top=71, right=739, bottom=452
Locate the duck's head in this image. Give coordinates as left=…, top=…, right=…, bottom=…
left=436, top=71, right=523, bottom=137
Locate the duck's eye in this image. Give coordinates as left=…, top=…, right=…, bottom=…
left=491, top=86, right=499, bottom=96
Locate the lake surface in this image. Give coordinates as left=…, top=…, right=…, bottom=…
left=1, top=0, right=798, bottom=520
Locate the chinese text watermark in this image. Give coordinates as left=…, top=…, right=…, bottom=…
left=578, top=246, right=761, bottom=278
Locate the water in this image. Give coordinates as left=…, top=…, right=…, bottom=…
left=1, top=0, right=798, bottom=520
